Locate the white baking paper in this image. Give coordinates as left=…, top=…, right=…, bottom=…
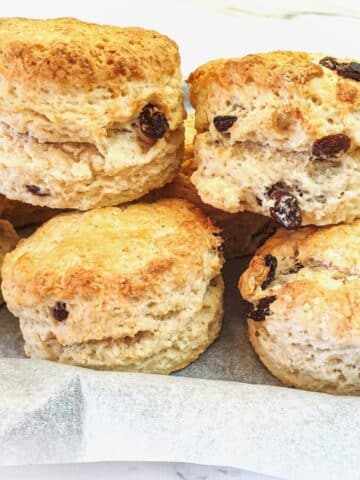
left=1, top=258, right=360, bottom=480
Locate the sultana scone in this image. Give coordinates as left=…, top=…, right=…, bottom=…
left=2, top=200, right=223, bottom=373
left=239, top=221, right=360, bottom=395
left=187, top=51, right=360, bottom=228
left=0, top=18, right=185, bottom=210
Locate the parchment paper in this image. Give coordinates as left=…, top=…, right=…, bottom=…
left=1, top=258, right=360, bottom=480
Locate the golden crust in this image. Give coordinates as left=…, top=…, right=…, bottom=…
left=187, top=51, right=360, bottom=152
left=188, top=51, right=360, bottom=106
left=2, top=199, right=222, bottom=305
left=188, top=51, right=325, bottom=102
left=0, top=17, right=180, bottom=90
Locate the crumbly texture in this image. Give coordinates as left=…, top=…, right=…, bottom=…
left=192, top=132, right=360, bottom=226
left=239, top=222, right=360, bottom=395
left=146, top=115, right=275, bottom=257
left=0, top=220, right=19, bottom=303
left=0, top=124, right=184, bottom=209
left=0, top=18, right=185, bottom=209
left=188, top=51, right=360, bottom=152
left=2, top=200, right=224, bottom=373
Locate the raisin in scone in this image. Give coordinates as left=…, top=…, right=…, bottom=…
left=239, top=221, right=360, bottom=395
left=0, top=18, right=185, bottom=210
left=2, top=200, right=223, bottom=373
left=146, top=113, right=276, bottom=258
left=187, top=51, right=360, bottom=228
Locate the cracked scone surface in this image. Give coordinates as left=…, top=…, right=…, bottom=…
left=2, top=199, right=224, bottom=373
left=0, top=17, right=185, bottom=209
left=239, top=221, right=360, bottom=394
left=188, top=51, right=360, bottom=227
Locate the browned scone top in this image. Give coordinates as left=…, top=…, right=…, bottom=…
left=3, top=199, right=222, bottom=309
left=0, top=17, right=179, bottom=90
left=239, top=221, right=360, bottom=394
left=187, top=51, right=360, bottom=151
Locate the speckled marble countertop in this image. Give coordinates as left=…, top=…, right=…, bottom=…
left=0, top=1, right=359, bottom=479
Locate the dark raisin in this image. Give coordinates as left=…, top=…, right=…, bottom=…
left=53, top=301, right=69, bottom=321
left=269, top=189, right=302, bottom=229
left=319, top=56, right=339, bottom=71
left=25, top=185, right=49, bottom=196
left=213, top=115, right=237, bottom=132
left=288, top=262, right=304, bottom=274
left=266, top=182, right=289, bottom=198
left=320, top=57, right=360, bottom=82
left=337, top=62, right=360, bottom=82
left=312, top=134, right=351, bottom=159
left=248, top=296, right=277, bottom=322
left=261, top=254, right=277, bottom=290
left=139, top=103, right=169, bottom=139
left=255, top=196, right=263, bottom=206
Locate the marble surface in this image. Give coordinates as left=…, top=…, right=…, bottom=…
left=1, top=462, right=277, bottom=479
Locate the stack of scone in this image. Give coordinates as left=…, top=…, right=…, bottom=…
left=188, top=51, right=360, bottom=394
left=2, top=16, right=360, bottom=394
left=0, top=17, right=224, bottom=374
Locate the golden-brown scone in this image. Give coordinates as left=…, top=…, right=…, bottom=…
left=146, top=114, right=276, bottom=258
left=0, top=220, right=19, bottom=303
left=2, top=200, right=224, bottom=373
left=187, top=51, right=360, bottom=228
left=0, top=18, right=185, bottom=210
left=239, top=221, right=360, bottom=395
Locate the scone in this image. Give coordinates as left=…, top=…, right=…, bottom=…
left=0, top=195, right=60, bottom=228
left=2, top=200, right=223, bottom=373
left=239, top=221, right=360, bottom=395
left=0, top=220, right=19, bottom=303
left=0, top=18, right=185, bottom=210
left=187, top=51, right=360, bottom=227
left=146, top=113, right=276, bottom=258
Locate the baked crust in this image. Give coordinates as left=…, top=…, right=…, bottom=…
left=0, top=17, right=180, bottom=91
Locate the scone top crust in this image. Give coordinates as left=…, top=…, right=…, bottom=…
left=239, top=221, right=360, bottom=346
left=187, top=51, right=360, bottom=150
left=2, top=199, right=222, bottom=306
left=0, top=17, right=180, bottom=91
left=188, top=52, right=324, bottom=100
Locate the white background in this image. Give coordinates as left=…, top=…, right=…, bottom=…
left=0, top=1, right=359, bottom=478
